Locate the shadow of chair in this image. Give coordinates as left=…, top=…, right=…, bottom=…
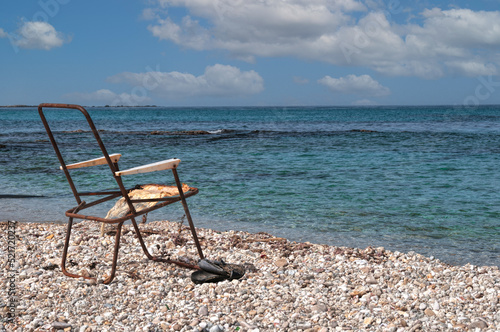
left=38, top=103, right=204, bottom=284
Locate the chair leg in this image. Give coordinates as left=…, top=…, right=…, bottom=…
left=103, top=221, right=124, bottom=284
left=61, top=204, right=97, bottom=282
left=61, top=216, right=84, bottom=279
left=62, top=218, right=124, bottom=284
left=172, top=168, right=205, bottom=259
left=130, top=216, right=154, bottom=260
left=131, top=216, right=201, bottom=270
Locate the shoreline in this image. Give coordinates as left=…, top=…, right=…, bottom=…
left=1, top=220, right=499, bottom=331
left=3, top=216, right=498, bottom=268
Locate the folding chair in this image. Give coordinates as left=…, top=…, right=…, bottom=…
left=38, top=103, right=204, bottom=284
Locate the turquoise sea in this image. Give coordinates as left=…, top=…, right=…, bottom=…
left=1, top=105, right=499, bottom=267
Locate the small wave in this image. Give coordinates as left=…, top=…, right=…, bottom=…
left=207, top=129, right=236, bottom=134
left=149, top=129, right=237, bottom=136
left=150, top=130, right=211, bottom=135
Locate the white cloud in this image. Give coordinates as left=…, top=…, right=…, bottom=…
left=336, top=9, right=500, bottom=77
left=418, top=8, right=500, bottom=49
left=149, top=16, right=210, bottom=51
left=318, top=74, right=390, bottom=97
left=148, top=0, right=360, bottom=59
left=445, top=61, right=497, bottom=77
left=6, top=21, right=70, bottom=50
left=65, top=65, right=262, bottom=106
left=0, top=28, right=6, bottom=38
left=145, top=1, right=500, bottom=79
left=108, top=64, right=264, bottom=98
left=352, top=98, right=377, bottom=106
left=141, top=8, right=161, bottom=20
left=63, top=89, right=150, bottom=106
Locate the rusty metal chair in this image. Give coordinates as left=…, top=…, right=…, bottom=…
left=38, top=103, right=204, bottom=284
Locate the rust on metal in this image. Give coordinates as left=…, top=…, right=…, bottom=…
left=38, top=103, right=204, bottom=284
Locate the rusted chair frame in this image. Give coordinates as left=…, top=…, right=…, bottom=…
left=38, top=103, right=204, bottom=284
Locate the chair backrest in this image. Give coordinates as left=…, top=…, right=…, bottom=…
left=38, top=103, right=120, bottom=204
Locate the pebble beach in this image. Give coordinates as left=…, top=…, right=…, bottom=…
left=1, top=220, right=499, bottom=331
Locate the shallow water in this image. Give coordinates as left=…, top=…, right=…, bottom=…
left=1, top=105, right=499, bottom=266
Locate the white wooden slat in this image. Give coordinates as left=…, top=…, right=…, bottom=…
left=115, top=158, right=180, bottom=176
left=61, top=153, right=122, bottom=170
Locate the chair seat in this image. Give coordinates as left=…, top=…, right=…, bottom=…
left=105, top=183, right=194, bottom=219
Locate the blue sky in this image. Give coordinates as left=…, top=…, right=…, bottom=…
left=1, top=0, right=500, bottom=106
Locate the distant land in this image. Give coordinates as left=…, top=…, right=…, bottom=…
left=0, top=105, right=158, bottom=108
left=0, top=105, right=36, bottom=108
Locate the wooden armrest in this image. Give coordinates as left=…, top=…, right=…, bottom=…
left=115, top=158, right=180, bottom=176
left=61, top=154, right=122, bottom=170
